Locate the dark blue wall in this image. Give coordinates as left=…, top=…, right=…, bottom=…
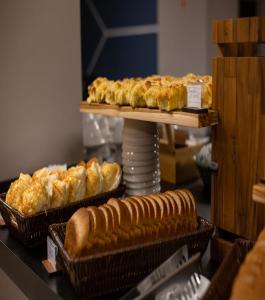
left=80, top=0, right=157, bottom=98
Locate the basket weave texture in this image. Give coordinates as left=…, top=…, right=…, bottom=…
left=202, top=238, right=254, bottom=300
left=49, top=217, right=214, bottom=299
left=0, top=185, right=125, bottom=247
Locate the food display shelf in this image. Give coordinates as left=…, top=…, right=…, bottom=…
left=80, top=102, right=218, bottom=128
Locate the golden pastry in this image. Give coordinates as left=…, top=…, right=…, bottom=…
left=21, top=180, right=49, bottom=215
left=50, top=179, right=70, bottom=208
left=101, top=162, right=121, bottom=192
left=63, top=166, right=86, bottom=202
left=6, top=173, right=32, bottom=211
left=87, top=74, right=212, bottom=110
left=86, top=160, right=104, bottom=197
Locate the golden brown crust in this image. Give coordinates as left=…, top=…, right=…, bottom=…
left=64, top=208, right=93, bottom=257
left=64, top=189, right=198, bottom=257
left=86, top=74, right=212, bottom=110
left=231, top=227, right=265, bottom=300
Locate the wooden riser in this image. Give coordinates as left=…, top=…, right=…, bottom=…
left=80, top=102, right=218, bottom=128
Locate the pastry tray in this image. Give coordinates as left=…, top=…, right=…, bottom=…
left=0, top=184, right=125, bottom=248
left=202, top=239, right=254, bottom=300
left=49, top=217, right=214, bottom=299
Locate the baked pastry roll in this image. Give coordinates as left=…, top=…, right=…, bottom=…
left=32, top=167, right=50, bottom=179
left=129, top=81, right=148, bottom=108
left=21, top=180, right=49, bottom=215
left=101, top=162, right=121, bottom=192
left=105, top=81, right=120, bottom=105
left=86, top=160, right=104, bottom=197
left=50, top=179, right=70, bottom=208
left=63, top=166, right=86, bottom=202
left=6, top=173, right=32, bottom=211
left=114, top=80, right=128, bottom=106
left=144, top=81, right=160, bottom=108
left=157, top=84, right=185, bottom=111
left=95, top=79, right=111, bottom=103
left=87, top=77, right=108, bottom=104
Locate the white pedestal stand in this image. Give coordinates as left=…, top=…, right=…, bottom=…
left=122, top=119, right=161, bottom=196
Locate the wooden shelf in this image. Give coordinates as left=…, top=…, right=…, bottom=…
left=253, top=183, right=265, bottom=205
left=80, top=102, right=218, bottom=128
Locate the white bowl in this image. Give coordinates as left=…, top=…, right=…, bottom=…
left=122, top=133, right=159, bottom=143
left=122, top=157, right=160, bottom=167
left=123, top=163, right=159, bottom=174
left=122, top=143, right=159, bottom=153
left=125, top=184, right=161, bottom=196
left=122, top=150, right=159, bottom=161
left=123, top=171, right=160, bottom=183
left=125, top=179, right=160, bottom=189
left=123, top=119, right=158, bottom=137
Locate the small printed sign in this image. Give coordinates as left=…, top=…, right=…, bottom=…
left=42, top=236, right=61, bottom=274
left=187, top=83, right=202, bottom=108
left=47, top=236, right=58, bottom=268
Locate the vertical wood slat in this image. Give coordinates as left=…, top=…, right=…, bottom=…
left=222, top=58, right=236, bottom=232
left=237, top=18, right=250, bottom=42
left=211, top=58, right=218, bottom=225
left=249, top=58, right=265, bottom=236
left=235, top=58, right=249, bottom=235
left=249, top=17, right=259, bottom=42
left=211, top=58, right=224, bottom=228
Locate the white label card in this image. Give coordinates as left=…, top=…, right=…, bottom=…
left=47, top=236, right=58, bottom=268
left=187, top=83, right=202, bottom=108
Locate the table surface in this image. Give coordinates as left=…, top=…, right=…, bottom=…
left=0, top=181, right=216, bottom=300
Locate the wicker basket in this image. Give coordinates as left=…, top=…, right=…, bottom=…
left=0, top=185, right=125, bottom=248
left=202, top=239, right=254, bottom=300
left=49, top=217, right=214, bottom=299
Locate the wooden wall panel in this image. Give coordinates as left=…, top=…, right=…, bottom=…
left=212, top=56, right=265, bottom=239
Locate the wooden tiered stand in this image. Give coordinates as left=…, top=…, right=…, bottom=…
left=211, top=16, right=265, bottom=260
left=80, top=104, right=217, bottom=195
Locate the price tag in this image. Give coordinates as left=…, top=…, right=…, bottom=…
left=42, top=236, right=61, bottom=274
left=47, top=236, right=58, bottom=267
left=187, top=83, right=202, bottom=108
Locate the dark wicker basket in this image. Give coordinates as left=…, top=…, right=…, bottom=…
left=0, top=185, right=125, bottom=248
left=202, top=239, right=254, bottom=300
left=49, top=217, right=214, bottom=299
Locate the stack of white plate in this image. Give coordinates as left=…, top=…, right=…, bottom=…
left=122, top=119, right=160, bottom=195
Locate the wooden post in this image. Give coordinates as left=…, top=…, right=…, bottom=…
left=212, top=17, right=265, bottom=243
